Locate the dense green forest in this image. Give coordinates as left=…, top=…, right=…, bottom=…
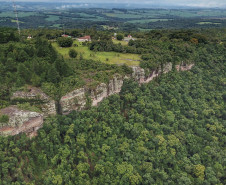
left=0, top=26, right=225, bottom=184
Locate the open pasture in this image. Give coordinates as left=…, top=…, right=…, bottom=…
left=52, top=41, right=140, bottom=66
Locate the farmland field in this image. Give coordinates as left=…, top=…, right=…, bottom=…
left=0, top=3, right=226, bottom=29
left=197, top=22, right=221, bottom=25
left=45, top=15, right=60, bottom=21
left=0, top=11, right=37, bottom=18
left=127, top=19, right=170, bottom=23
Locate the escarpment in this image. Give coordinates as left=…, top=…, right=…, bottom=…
left=60, top=63, right=194, bottom=114
left=0, top=62, right=194, bottom=136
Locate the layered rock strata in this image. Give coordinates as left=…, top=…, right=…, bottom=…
left=11, top=87, right=56, bottom=117
left=60, top=75, right=124, bottom=114
left=60, top=63, right=194, bottom=114
left=0, top=106, right=43, bottom=137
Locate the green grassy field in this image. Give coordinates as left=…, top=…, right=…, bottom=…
left=52, top=41, right=140, bottom=66
left=103, top=9, right=226, bottom=20
left=112, top=40, right=128, bottom=46
left=11, top=19, right=24, bottom=23
left=104, top=13, right=143, bottom=19
left=45, top=15, right=60, bottom=22
left=52, top=24, right=62, bottom=28
left=197, top=22, right=221, bottom=25
left=127, top=19, right=170, bottom=23
left=0, top=11, right=36, bottom=18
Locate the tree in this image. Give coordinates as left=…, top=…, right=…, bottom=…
left=47, top=66, right=60, bottom=83
left=57, top=37, right=73, bottom=47
left=117, top=34, right=124, bottom=41
left=69, top=49, right=78, bottom=58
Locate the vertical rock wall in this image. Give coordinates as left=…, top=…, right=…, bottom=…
left=60, top=63, right=194, bottom=115
left=60, top=75, right=124, bottom=114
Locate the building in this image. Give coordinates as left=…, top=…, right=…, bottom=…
left=27, top=35, right=32, bottom=39
left=124, top=35, right=135, bottom=42
left=77, top=35, right=91, bottom=42
left=62, top=34, right=71, bottom=38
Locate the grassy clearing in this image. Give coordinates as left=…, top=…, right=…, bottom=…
left=112, top=40, right=128, bottom=46
left=197, top=22, right=221, bottom=25
left=127, top=19, right=170, bottom=24
left=102, top=25, right=118, bottom=30
left=11, top=19, right=24, bottom=23
left=72, top=16, right=106, bottom=21
left=45, top=15, right=60, bottom=22
left=0, top=11, right=36, bottom=18
left=52, top=24, right=62, bottom=28
left=104, top=13, right=143, bottom=19
left=52, top=41, right=140, bottom=66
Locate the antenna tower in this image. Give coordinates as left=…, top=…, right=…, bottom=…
left=12, top=0, right=21, bottom=35
left=61, top=0, right=65, bottom=35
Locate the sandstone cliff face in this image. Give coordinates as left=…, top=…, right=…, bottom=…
left=131, top=62, right=173, bottom=84
left=60, top=88, right=87, bottom=114
left=0, top=106, right=43, bottom=137
left=60, top=75, right=124, bottom=114
left=60, top=63, right=194, bottom=115
left=11, top=87, right=56, bottom=117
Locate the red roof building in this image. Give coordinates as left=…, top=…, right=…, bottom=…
left=78, top=35, right=91, bottom=42
left=62, top=34, right=71, bottom=38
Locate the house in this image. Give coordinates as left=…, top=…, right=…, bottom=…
left=62, top=34, right=71, bottom=38
left=27, top=35, right=32, bottom=39
left=124, top=35, right=135, bottom=42
left=77, top=35, right=91, bottom=42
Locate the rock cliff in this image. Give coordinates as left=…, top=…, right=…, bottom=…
left=60, top=63, right=194, bottom=114
left=131, top=62, right=173, bottom=84
left=11, top=87, right=57, bottom=117
left=60, top=75, right=124, bottom=114
left=1, top=62, right=194, bottom=136
left=0, top=106, right=43, bottom=137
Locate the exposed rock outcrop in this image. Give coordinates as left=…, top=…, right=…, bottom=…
left=60, top=62, right=194, bottom=115
left=0, top=106, right=43, bottom=137
left=60, top=75, right=124, bottom=114
left=176, top=63, right=194, bottom=71
left=60, top=88, right=87, bottom=114
left=11, top=87, right=56, bottom=117
left=131, top=62, right=173, bottom=83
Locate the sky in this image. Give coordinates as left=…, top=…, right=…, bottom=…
left=2, top=0, right=226, bottom=8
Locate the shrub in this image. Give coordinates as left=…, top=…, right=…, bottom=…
left=117, top=34, right=124, bottom=41
left=69, top=49, right=78, bottom=58
left=57, top=37, right=73, bottom=47
left=0, top=114, right=9, bottom=123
